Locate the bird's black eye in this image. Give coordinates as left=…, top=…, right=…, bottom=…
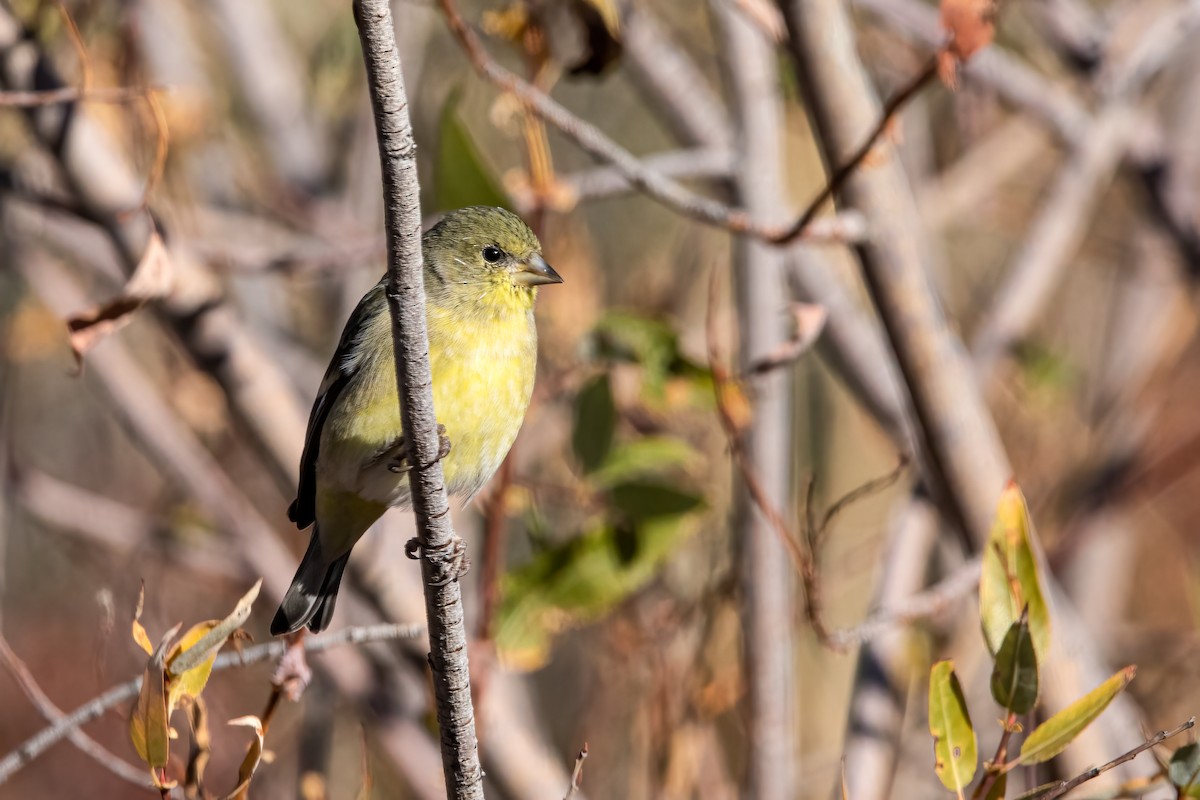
left=482, top=245, right=504, bottom=264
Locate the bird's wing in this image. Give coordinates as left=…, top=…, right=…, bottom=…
left=288, top=280, right=387, bottom=529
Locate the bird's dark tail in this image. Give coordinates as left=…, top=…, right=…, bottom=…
left=271, top=531, right=350, bottom=635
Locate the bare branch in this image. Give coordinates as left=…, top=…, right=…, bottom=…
left=435, top=0, right=871, bottom=245
left=1038, top=717, right=1195, bottom=800
left=0, top=623, right=424, bottom=786
left=0, top=634, right=170, bottom=794
left=353, top=0, right=484, bottom=797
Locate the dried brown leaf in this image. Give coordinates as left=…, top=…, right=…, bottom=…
left=66, top=232, right=173, bottom=362
left=940, top=0, right=996, bottom=86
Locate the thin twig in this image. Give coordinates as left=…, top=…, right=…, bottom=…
left=705, top=266, right=813, bottom=583
left=353, top=0, right=484, bottom=797
left=563, top=743, right=588, bottom=800
left=435, top=0, right=923, bottom=246
left=0, top=634, right=170, bottom=794
left=1037, top=717, right=1195, bottom=800
left=0, top=85, right=160, bottom=107
left=0, top=623, right=424, bottom=786
left=823, top=557, right=982, bottom=651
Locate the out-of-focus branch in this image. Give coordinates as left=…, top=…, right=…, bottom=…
left=0, top=4, right=309, bottom=489
left=12, top=255, right=446, bottom=798
left=972, top=3, right=1200, bottom=378
left=435, top=0, right=870, bottom=245
left=715, top=2, right=796, bottom=795
left=564, top=148, right=734, bottom=203
left=970, top=106, right=1138, bottom=378
left=208, top=0, right=327, bottom=190
left=823, top=555, right=980, bottom=651
left=353, top=1, right=483, bottom=797
left=0, top=622, right=426, bottom=787
left=0, top=634, right=169, bottom=794
left=622, top=3, right=731, bottom=149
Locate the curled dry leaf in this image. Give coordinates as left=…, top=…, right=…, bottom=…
left=746, top=303, right=827, bottom=376
left=224, top=715, right=266, bottom=800
left=129, top=622, right=182, bottom=773
left=66, top=232, right=174, bottom=363
left=939, top=0, right=996, bottom=88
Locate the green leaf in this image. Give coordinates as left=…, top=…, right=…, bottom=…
left=572, top=373, right=617, bottom=473
left=1018, top=666, right=1137, bottom=765
left=588, top=436, right=698, bottom=488
left=929, top=660, right=977, bottom=794
left=610, top=480, right=703, bottom=521
left=980, top=483, right=1051, bottom=661
left=496, top=510, right=700, bottom=669
left=434, top=90, right=509, bottom=213
left=1169, top=743, right=1200, bottom=797
left=991, top=616, right=1039, bottom=714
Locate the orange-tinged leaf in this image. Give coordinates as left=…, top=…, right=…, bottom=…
left=980, top=484, right=1051, bottom=661
left=129, top=622, right=181, bottom=769
left=67, top=232, right=174, bottom=363
left=131, top=582, right=153, bottom=656
left=941, top=0, right=995, bottom=61
left=939, top=0, right=995, bottom=88
left=1017, top=666, right=1137, bottom=765
left=223, top=715, right=266, bottom=800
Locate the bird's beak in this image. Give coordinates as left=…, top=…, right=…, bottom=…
left=514, top=253, right=563, bottom=286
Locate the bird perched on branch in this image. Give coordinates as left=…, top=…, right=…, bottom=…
left=272, top=206, right=562, bottom=635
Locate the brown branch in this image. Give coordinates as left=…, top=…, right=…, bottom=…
left=1035, top=717, right=1194, bottom=800
left=435, top=0, right=890, bottom=246
left=353, top=1, right=484, bottom=797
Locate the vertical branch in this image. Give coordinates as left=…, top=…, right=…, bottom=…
left=714, top=4, right=796, bottom=798
left=351, top=2, right=484, bottom=798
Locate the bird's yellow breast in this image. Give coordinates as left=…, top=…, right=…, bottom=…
left=319, top=286, right=537, bottom=506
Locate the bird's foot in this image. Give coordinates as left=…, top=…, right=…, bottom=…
left=388, top=425, right=450, bottom=473
left=404, top=533, right=471, bottom=587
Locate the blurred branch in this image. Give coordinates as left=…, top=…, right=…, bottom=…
left=822, top=556, right=980, bottom=651
left=353, top=1, right=484, bottom=797
left=715, top=2, right=797, bottom=795
left=622, top=3, right=731, bottom=149
left=209, top=0, right=327, bottom=190
left=436, top=0, right=869, bottom=245
left=0, top=622, right=425, bottom=787
left=0, top=85, right=159, bottom=107
left=972, top=3, right=1200, bottom=378
left=564, top=147, right=734, bottom=203
left=13, top=254, right=446, bottom=798
left=0, top=634, right=170, bottom=795
left=0, top=4, right=309, bottom=490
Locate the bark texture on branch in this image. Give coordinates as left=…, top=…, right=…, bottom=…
left=352, top=1, right=484, bottom=797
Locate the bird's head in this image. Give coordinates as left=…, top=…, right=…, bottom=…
left=422, top=206, right=562, bottom=314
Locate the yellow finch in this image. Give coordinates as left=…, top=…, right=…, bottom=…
left=272, top=206, right=561, bottom=635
